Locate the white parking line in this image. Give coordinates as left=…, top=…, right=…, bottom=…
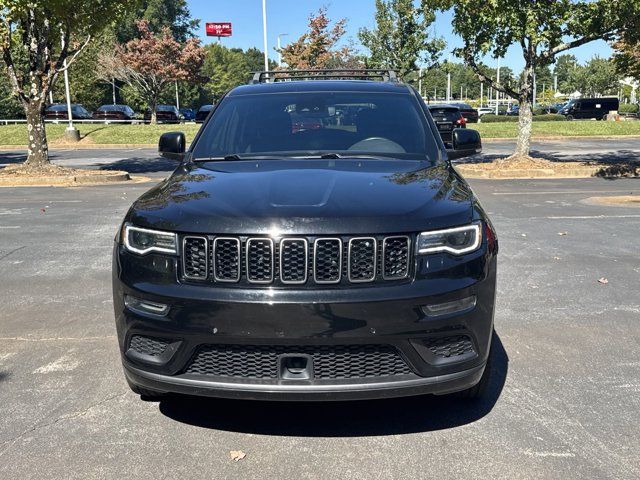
left=493, top=190, right=632, bottom=196
left=536, top=215, right=640, bottom=220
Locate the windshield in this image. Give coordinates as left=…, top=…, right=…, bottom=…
left=191, top=91, right=437, bottom=161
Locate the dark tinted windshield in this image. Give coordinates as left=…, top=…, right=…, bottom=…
left=191, top=91, right=436, bottom=160
left=157, top=105, right=175, bottom=112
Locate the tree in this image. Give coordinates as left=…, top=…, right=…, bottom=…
left=0, top=0, right=133, bottom=168
left=358, top=0, right=444, bottom=79
left=105, top=21, right=205, bottom=124
left=554, top=54, right=580, bottom=94
left=114, top=0, right=199, bottom=43
left=201, top=44, right=275, bottom=101
left=423, top=0, right=639, bottom=161
left=279, top=7, right=362, bottom=70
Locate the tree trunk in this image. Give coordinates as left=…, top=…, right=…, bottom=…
left=24, top=101, right=49, bottom=168
left=512, top=64, right=535, bottom=160
left=150, top=100, right=157, bottom=125
left=514, top=97, right=533, bottom=158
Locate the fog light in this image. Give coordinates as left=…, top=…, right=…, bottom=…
left=421, top=295, right=476, bottom=317
left=124, top=295, right=169, bottom=317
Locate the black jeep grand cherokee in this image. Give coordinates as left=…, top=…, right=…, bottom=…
left=113, top=70, right=497, bottom=401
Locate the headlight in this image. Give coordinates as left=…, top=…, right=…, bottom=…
left=417, top=222, right=482, bottom=255
left=122, top=224, right=177, bottom=255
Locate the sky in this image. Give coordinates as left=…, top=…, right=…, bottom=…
left=187, top=0, right=613, bottom=73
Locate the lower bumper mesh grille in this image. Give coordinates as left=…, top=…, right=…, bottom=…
left=424, top=335, right=475, bottom=358
left=129, top=335, right=171, bottom=356
left=184, top=344, right=413, bottom=379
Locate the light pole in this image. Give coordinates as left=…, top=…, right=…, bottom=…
left=495, top=58, right=501, bottom=115
left=277, top=33, right=288, bottom=67
left=446, top=54, right=452, bottom=102
left=262, top=0, right=269, bottom=77
left=418, top=67, right=423, bottom=97
left=62, top=57, right=79, bottom=141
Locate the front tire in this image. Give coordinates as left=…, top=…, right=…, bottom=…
left=566, top=115, right=574, bottom=121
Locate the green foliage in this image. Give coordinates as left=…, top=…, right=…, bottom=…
left=115, top=0, right=199, bottom=42
left=619, top=103, right=639, bottom=113
left=479, top=115, right=518, bottom=123
left=480, top=114, right=565, bottom=123
left=201, top=44, right=275, bottom=102
left=358, top=0, right=445, bottom=78
left=0, top=68, right=24, bottom=117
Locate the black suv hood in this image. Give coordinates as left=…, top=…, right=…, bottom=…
left=128, top=159, right=475, bottom=235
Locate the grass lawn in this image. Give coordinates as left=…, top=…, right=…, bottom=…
left=0, top=123, right=202, bottom=146
left=1, top=120, right=640, bottom=146
left=473, top=120, right=640, bottom=138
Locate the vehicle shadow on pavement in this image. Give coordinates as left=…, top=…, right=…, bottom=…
left=0, top=152, right=28, bottom=166
left=97, top=157, right=177, bottom=173
left=159, top=333, right=508, bottom=436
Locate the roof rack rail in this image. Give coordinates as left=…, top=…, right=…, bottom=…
left=250, top=69, right=399, bottom=84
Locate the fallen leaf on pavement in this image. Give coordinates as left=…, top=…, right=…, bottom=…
left=521, top=233, right=527, bottom=237
left=553, top=256, right=561, bottom=260
left=230, top=450, right=246, bottom=462
left=598, top=277, right=608, bottom=284
left=558, top=232, right=568, bottom=236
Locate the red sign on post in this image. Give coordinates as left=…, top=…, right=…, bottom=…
left=206, top=22, right=232, bottom=37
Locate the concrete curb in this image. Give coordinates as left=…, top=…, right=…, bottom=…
left=480, top=134, right=640, bottom=143
left=455, top=164, right=601, bottom=179
left=0, top=144, right=157, bottom=150
left=0, top=170, right=131, bottom=187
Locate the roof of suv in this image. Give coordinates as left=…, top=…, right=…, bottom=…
left=228, top=80, right=412, bottom=96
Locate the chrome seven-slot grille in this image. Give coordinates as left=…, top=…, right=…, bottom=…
left=182, top=235, right=411, bottom=286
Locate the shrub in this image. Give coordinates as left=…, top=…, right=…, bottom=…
left=533, top=114, right=566, bottom=122
left=479, top=115, right=518, bottom=123
left=480, top=113, right=566, bottom=123
left=619, top=103, right=639, bottom=114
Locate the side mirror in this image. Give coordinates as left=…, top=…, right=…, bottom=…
left=448, top=128, right=482, bottom=160
left=159, top=132, right=186, bottom=161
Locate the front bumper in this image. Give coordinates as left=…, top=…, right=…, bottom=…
left=113, top=241, right=497, bottom=401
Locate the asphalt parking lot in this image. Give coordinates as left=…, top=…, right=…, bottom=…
left=1, top=142, right=639, bottom=479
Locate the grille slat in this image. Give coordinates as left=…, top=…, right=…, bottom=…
left=383, top=236, right=410, bottom=280
left=213, top=237, right=241, bottom=282
left=314, top=238, right=342, bottom=284
left=348, top=237, right=376, bottom=283
left=183, top=236, right=208, bottom=279
left=246, top=238, right=274, bottom=283
left=280, top=239, right=308, bottom=284
left=182, top=235, right=413, bottom=285
left=185, top=344, right=413, bottom=379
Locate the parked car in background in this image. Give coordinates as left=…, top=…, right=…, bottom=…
left=477, top=107, right=493, bottom=117
left=558, top=98, right=619, bottom=120
left=45, top=104, right=92, bottom=120
left=144, top=105, right=182, bottom=123
left=506, top=105, right=519, bottom=116
left=195, top=104, right=214, bottom=123
left=428, top=104, right=466, bottom=146
left=179, top=108, right=196, bottom=121
left=450, top=102, right=478, bottom=123
left=93, top=104, right=136, bottom=122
